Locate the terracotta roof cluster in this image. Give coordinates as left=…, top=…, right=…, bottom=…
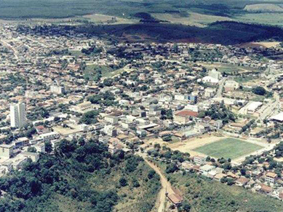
left=175, top=110, right=198, bottom=117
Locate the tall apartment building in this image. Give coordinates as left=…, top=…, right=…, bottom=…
left=10, top=102, right=26, bottom=128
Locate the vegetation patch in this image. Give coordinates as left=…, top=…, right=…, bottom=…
left=164, top=170, right=283, bottom=212
left=0, top=140, right=160, bottom=212
left=17, top=21, right=283, bottom=45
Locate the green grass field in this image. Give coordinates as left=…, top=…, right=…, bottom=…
left=194, top=138, right=263, bottom=159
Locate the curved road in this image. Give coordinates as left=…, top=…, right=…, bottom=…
left=144, top=159, right=175, bottom=212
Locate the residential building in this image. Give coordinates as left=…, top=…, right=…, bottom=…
left=0, top=144, right=14, bottom=159
left=10, top=102, right=26, bottom=128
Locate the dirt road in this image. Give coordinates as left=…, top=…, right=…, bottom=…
left=144, top=159, right=174, bottom=212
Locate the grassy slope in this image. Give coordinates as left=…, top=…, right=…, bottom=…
left=89, top=160, right=161, bottom=212
left=154, top=160, right=283, bottom=212
left=167, top=172, right=283, bottom=212
left=24, top=158, right=160, bottom=212
left=18, top=21, right=283, bottom=45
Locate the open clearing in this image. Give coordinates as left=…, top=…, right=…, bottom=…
left=194, top=138, right=263, bottom=159
left=151, top=12, right=231, bottom=27
left=244, top=4, right=283, bottom=12
left=81, top=14, right=138, bottom=25
left=196, top=62, right=261, bottom=74
left=250, top=42, right=281, bottom=48
left=144, top=134, right=225, bottom=157
left=235, top=13, right=283, bottom=27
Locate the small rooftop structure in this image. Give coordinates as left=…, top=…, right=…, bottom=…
left=167, top=193, right=183, bottom=205
left=270, top=112, right=283, bottom=122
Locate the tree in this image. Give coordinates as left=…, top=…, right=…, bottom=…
left=227, top=178, right=235, bottom=186
left=166, top=163, right=178, bottom=173
left=164, top=151, right=172, bottom=159
left=162, top=135, right=172, bottom=142
left=119, top=177, right=127, bottom=187
left=240, top=168, right=246, bottom=176
left=80, top=110, right=99, bottom=124
left=182, top=203, right=191, bottom=212
left=27, top=147, right=37, bottom=153
left=148, top=170, right=156, bottom=179
left=154, top=143, right=161, bottom=150
left=252, top=86, right=266, bottom=96
left=45, top=141, right=52, bottom=153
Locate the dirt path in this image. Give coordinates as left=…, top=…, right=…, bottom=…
left=144, top=159, right=174, bottom=212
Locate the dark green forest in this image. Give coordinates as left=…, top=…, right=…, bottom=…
left=0, top=139, right=160, bottom=212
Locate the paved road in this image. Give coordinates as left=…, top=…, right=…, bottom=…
left=0, top=40, right=19, bottom=60
left=215, top=77, right=226, bottom=98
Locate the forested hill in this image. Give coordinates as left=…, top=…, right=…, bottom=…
left=0, top=140, right=160, bottom=212
left=17, top=21, right=283, bottom=45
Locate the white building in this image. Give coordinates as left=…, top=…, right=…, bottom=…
left=208, top=69, right=222, bottom=80
left=10, top=102, right=26, bottom=128
left=0, top=144, right=14, bottom=159
left=104, top=125, right=117, bottom=137
left=193, top=156, right=206, bottom=165
left=50, top=85, right=65, bottom=94
left=38, top=132, right=60, bottom=141
left=202, top=76, right=219, bottom=85
left=105, top=116, right=119, bottom=125
left=175, top=94, right=189, bottom=101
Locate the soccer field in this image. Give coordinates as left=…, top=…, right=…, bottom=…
left=193, top=138, right=263, bottom=159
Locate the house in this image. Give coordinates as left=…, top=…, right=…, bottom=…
left=202, top=76, right=219, bottom=85
left=34, top=143, right=45, bottom=153
left=227, top=172, right=238, bottom=179
left=210, top=120, right=223, bottom=129
left=224, top=80, right=240, bottom=92
left=239, top=102, right=262, bottom=115
left=193, top=156, right=206, bottom=165
left=265, top=172, right=277, bottom=184
left=214, top=173, right=226, bottom=181
left=105, top=115, right=119, bottom=125
left=35, top=125, right=50, bottom=134
left=181, top=161, right=193, bottom=170
left=108, top=142, right=123, bottom=154
left=104, top=125, right=117, bottom=137
left=70, top=101, right=93, bottom=113
left=200, top=164, right=215, bottom=177
left=38, top=132, right=60, bottom=141
left=189, top=94, right=198, bottom=104
left=204, top=87, right=216, bottom=98
left=175, top=94, right=189, bottom=101
left=174, top=110, right=198, bottom=124
left=208, top=68, right=222, bottom=80
left=22, top=152, right=39, bottom=162
left=0, top=144, right=14, bottom=159
left=236, top=177, right=249, bottom=187
left=8, top=155, right=29, bottom=170
left=260, top=184, right=273, bottom=194
left=270, top=112, right=283, bottom=123
left=167, top=193, right=183, bottom=206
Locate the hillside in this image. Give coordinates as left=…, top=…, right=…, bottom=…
left=156, top=161, right=283, bottom=212
left=0, top=140, right=161, bottom=212
left=17, top=21, right=283, bottom=45
left=244, top=4, right=283, bottom=12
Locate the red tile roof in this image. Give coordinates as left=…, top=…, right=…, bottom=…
left=175, top=110, right=198, bottom=117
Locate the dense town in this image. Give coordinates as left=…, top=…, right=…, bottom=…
left=0, top=21, right=283, bottom=207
